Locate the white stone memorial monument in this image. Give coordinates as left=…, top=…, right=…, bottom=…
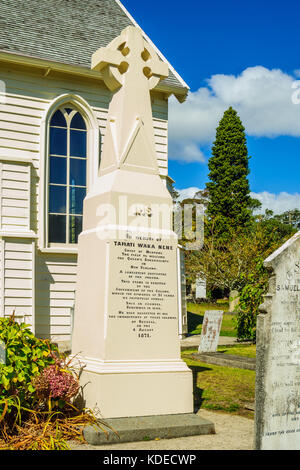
left=71, top=26, right=193, bottom=419
left=255, top=231, right=300, bottom=450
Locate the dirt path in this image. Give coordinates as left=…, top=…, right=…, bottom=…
left=70, top=409, right=254, bottom=451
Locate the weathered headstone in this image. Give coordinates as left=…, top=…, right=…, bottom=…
left=0, top=341, right=6, bottom=365
left=198, top=310, right=223, bottom=353
left=255, top=231, right=300, bottom=450
left=229, top=290, right=240, bottom=312
left=71, top=26, right=193, bottom=419
left=196, top=276, right=206, bottom=299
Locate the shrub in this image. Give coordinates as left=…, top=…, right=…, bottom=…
left=235, top=259, right=269, bottom=342
left=0, top=315, right=58, bottom=415
left=33, top=355, right=79, bottom=403
left=0, top=315, right=113, bottom=450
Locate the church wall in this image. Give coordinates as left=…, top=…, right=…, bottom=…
left=1, top=238, right=35, bottom=326
left=0, top=66, right=169, bottom=343
left=35, top=253, right=77, bottom=342
left=0, top=161, right=31, bottom=231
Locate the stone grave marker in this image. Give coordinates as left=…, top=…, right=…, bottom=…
left=229, top=290, right=240, bottom=313
left=196, top=276, right=206, bottom=299
left=198, top=310, right=223, bottom=353
left=255, top=231, right=300, bottom=450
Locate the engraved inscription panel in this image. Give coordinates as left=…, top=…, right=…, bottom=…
left=105, top=234, right=180, bottom=361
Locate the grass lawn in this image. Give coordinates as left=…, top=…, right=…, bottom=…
left=218, top=344, right=256, bottom=358
left=182, top=348, right=255, bottom=419
left=187, top=301, right=237, bottom=337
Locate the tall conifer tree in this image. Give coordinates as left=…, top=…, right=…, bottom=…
left=206, top=107, right=252, bottom=237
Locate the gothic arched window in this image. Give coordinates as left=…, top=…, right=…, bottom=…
left=48, top=107, right=87, bottom=245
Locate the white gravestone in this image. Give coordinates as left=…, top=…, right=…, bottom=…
left=229, top=290, right=240, bottom=312
left=196, top=276, right=206, bottom=299
left=255, top=231, right=300, bottom=450
left=198, top=310, right=223, bottom=353
left=71, top=26, right=193, bottom=419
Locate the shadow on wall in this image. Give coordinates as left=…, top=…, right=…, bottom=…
left=35, top=254, right=53, bottom=339
left=35, top=253, right=77, bottom=344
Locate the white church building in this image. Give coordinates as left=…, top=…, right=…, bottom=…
left=0, top=0, right=189, bottom=348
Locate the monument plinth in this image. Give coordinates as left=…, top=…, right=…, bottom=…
left=71, top=26, right=193, bottom=419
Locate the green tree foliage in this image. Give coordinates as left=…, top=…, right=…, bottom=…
left=256, top=209, right=297, bottom=241
left=235, top=259, right=270, bottom=342
left=168, top=180, right=180, bottom=202
left=206, top=107, right=254, bottom=238
left=234, top=212, right=297, bottom=341
left=184, top=212, right=296, bottom=339
left=185, top=219, right=293, bottom=295
left=273, top=209, right=300, bottom=230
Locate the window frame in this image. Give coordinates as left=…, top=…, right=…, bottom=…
left=39, top=94, right=100, bottom=253
left=48, top=106, right=87, bottom=247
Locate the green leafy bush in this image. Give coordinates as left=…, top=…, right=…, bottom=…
left=0, top=316, right=113, bottom=450
left=235, top=259, right=269, bottom=342
left=0, top=316, right=58, bottom=415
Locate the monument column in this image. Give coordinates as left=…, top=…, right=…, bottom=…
left=71, top=26, right=193, bottom=419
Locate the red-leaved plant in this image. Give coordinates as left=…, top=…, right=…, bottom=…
left=32, top=354, right=79, bottom=403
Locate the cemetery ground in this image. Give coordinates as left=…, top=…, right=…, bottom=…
left=0, top=303, right=256, bottom=450
left=71, top=328, right=256, bottom=450
left=181, top=347, right=256, bottom=419
left=184, top=301, right=256, bottom=420
left=72, top=305, right=256, bottom=450
left=187, top=301, right=236, bottom=337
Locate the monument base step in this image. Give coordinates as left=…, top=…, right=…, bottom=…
left=192, top=352, right=256, bottom=370
left=83, top=413, right=215, bottom=446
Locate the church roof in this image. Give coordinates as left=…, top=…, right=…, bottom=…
left=0, top=0, right=188, bottom=95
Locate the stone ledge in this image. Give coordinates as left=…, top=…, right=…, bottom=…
left=192, top=353, right=256, bottom=370
left=83, top=414, right=215, bottom=446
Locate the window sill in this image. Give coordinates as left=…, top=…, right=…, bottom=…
left=38, top=246, right=78, bottom=255
left=0, top=230, right=38, bottom=239
left=0, top=154, right=33, bottom=165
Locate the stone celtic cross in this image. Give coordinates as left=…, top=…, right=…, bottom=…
left=92, top=25, right=168, bottom=92
left=91, top=26, right=169, bottom=173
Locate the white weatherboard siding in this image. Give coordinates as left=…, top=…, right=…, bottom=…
left=0, top=161, right=31, bottom=232
left=0, top=67, right=169, bottom=342
left=0, top=70, right=168, bottom=176
left=35, top=254, right=77, bottom=342
left=2, top=238, right=35, bottom=328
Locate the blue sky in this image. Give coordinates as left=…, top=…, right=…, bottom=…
left=122, top=0, right=300, bottom=213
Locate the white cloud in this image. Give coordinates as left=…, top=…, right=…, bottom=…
left=176, top=187, right=201, bottom=201
left=169, top=142, right=205, bottom=163
left=251, top=192, right=300, bottom=214
left=176, top=188, right=300, bottom=214
left=169, top=66, right=300, bottom=162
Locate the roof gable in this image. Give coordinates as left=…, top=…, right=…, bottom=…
left=0, top=0, right=187, bottom=95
